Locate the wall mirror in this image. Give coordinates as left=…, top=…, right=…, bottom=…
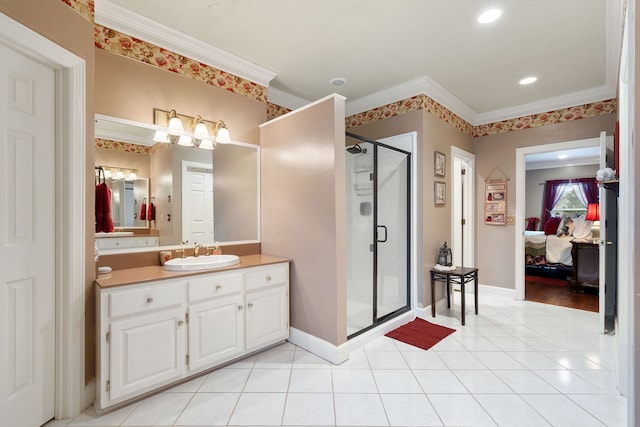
left=95, top=114, right=260, bottom=252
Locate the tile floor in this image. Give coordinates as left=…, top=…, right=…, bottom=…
left=46, top=294, right=628, bottom=426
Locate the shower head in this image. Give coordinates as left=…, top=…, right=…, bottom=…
left=347, top=144, right=363, bottom=154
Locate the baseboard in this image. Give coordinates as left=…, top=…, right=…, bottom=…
left=478, top=283, right=515, bottom=299
left=288, top=310, right=415, bottom=365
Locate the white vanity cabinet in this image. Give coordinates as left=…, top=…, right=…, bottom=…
left=96, top=261, right=289, bottom=411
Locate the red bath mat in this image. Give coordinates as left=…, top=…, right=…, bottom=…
left=385, top=318, right=456, bottom=350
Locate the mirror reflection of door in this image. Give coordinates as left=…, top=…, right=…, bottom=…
left=182, top=161, right=214, bottom=244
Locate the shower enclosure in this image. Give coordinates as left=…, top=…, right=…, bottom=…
left=345, top=133, right=411, bottom=338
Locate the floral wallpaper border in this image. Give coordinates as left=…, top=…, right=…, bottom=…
left=95, top=138, right=168, bottom=156
left=94, top=25, right=267, bottom=103
left=61, top=0, right=94, bottom=21
left=61, top=0, right=616, bottom=138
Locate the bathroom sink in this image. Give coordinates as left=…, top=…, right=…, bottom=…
left=163, top=254, right=240, bottom=271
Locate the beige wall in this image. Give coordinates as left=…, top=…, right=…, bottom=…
left=0, top=0, right=96, bottom=382
left=261, top=96, right=347, bottom=346
left=95, top=49, right=265, bottom=144
left=348, top=110, right=474, bottom=307
left=525, top=164, right=599, bottom=222
left=474, top=114, right=616, bottom=288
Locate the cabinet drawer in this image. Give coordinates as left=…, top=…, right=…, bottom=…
left=245, top=264, right=288, bottom=291
left=97, top=237, right=135, bottom=250
left=188, top=272, right=242, bottom=303
left=110, top=281, right=185, bottom=318
left=135, top=236, right=159, bottom=247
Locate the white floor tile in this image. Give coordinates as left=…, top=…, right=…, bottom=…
left=474, top=394, right=552, bottom=426
left=428, top=394, right=496, bottom=426
left=521, top=394, right=605, bottom=426
left=492, top=370, right=559, bottom=394
left=174, top=392, right=239, bottom=426
left=120, top=392, right=193, bottom=426
left=413, top=370, right=468, bottom=393
left=568, top=394, right=628, bottom=426
left=199, top=368, right=251, bottom=392
left=67, top=295, right=627, bottom=427
left=228, top=393, right=286, bottom=426
left=334, top=393, right=388, bottom=426
left=365, top=350, right=409, bottom=369
left=452, top=370, right=513, bottom=394
left=282, top=393, right=334, bottom=426
left=244, top=368, right=291, bottom=392
left=380, top=394, right=442, bottom=426
left=372, top=369, right=423, bottom=393
left=289, top=369, right=333, bottom=393
left=332, top=369, right=378, bottom=393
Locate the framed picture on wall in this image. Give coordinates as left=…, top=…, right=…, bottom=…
left=434, top=181, right=446, bottom=206
left=434, top=151, right=446, bottom=177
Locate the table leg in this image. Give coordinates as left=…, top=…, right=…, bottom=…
left=460, top=277, right=466, bottom=326
left=446, top=276, right=451, bottom=308
left=474, top=271, right=479, bottom=315
left=431, top=272, right=436, bottom=318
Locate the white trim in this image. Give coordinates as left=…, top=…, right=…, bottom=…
left=450, top=146, right=476, bottom=268
left=288, top=310, right=415, bottom=365
left=478, top=284, right=516, bottom=300
left=514, top=138, right=600, bottom=302
left=0, top=12, right=87, bottom=420
left=267, top=87, right=310, bottom=110
left=259, top=93, right=347, bottom=127
left=94, top=0, right=276, bottom=88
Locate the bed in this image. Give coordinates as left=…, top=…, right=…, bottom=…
left=524, top=215, right=594, bottom=278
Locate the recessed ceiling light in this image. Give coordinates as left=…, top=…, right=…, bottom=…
left=330, top=77, right=347, bottom=86
left=478, top=9, right=502, bottom=24
left=558, top=154, right=568, bottom=159
left=519, top=76, right=537, bottom=85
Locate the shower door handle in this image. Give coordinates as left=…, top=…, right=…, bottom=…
left=377, top=225, right=388, bottom=243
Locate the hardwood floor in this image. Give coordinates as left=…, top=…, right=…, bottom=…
left=525, top=274, right=599, bottom=312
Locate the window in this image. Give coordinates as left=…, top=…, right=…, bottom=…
left=550, top=184, right=588, bottom=218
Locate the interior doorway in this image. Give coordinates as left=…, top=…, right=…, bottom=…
left=451, top=147, right=475, bottom=268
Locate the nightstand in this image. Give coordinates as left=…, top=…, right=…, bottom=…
left=568, top=241, right=599, bottom=293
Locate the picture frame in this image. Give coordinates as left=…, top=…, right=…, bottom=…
left=434, top=151, right=446, bottom=177
left=434, top=181, right=446, bottom=206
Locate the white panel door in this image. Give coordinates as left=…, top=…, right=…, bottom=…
left=182, top=162, right=214, bottom=244
left=109, top=308, right=186, bottom=401
left=0, top=44, right=56, bottom=426
left=188, top=293, right=244, bottom=372
left=245, top=286, right=288, bottom=351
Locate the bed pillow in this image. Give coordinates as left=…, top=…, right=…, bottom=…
left=557, top=216, right=575, bottom=237
left=544, top=217, right=562, bottom=235
left=572, top=214, right=593, bottom=240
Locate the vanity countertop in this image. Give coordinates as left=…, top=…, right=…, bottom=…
left=95, top=254, right=291, bottom=289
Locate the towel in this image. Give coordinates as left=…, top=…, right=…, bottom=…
left=140, top=202, right=147, bottom=221
left=147, top=201, right=156, bottom=221
left=95, top=183, right=114, bottom=232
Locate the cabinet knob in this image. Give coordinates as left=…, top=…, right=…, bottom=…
left=266, top=275, right=271, bottom=282
left=146, top=297, right=154, bottom=303
left=178, top=320, right=184, bottom=326
left=238, top=305, right=243, bottom=310
left=216, top=285, right=222, bottom=291
left=248, top=303, right=253, bottom=308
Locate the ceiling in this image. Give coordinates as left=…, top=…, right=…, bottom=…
left=95, top=0, right=623, bottom=125
left=525, top=146, right=600, bottom=171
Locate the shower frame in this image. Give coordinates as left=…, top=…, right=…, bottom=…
left=346, top=132, right=412, bottom=340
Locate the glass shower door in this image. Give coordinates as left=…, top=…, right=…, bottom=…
left=346, top=133, right=410, bottom=339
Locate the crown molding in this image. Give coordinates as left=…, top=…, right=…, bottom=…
left=94, top=0, right=277, bottom=87
left=345, top=76, right=476, bottom=123
left=267, top=87, right=310, bottom=110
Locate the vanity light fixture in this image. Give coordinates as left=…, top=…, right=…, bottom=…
left=153, top=108, right=231, bottom=150
left=96, top=165, right=138, bottom=181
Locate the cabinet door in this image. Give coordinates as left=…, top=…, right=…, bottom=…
left=246, top=286, right=288, bottom=351
left=189, top=293, right=244, bottom=372
left=109, top=307, right=186, bottom=401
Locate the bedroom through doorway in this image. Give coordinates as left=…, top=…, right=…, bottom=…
left=521, top=141, right=600, bottom=313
